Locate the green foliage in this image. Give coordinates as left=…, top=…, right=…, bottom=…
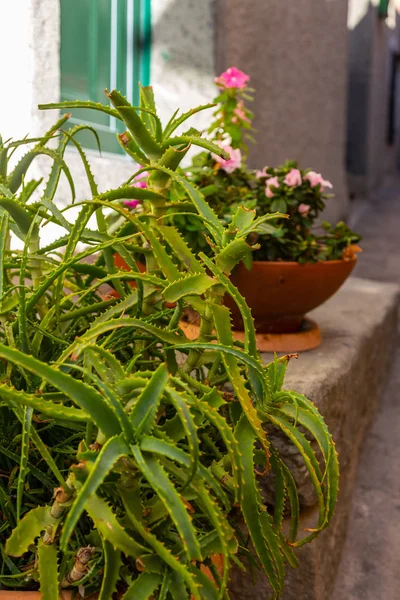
left=0, top=87, right=339, bottom=599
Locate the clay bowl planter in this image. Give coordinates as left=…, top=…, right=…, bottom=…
left=224, top=257, right=357, bottom=346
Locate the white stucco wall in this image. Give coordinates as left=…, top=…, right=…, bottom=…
left=150, top=0, right=215, bottom=130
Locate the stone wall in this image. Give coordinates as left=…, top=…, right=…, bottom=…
left=216, top=0, right=350, bottom=224
left=229, top=277, right=400, bottom=600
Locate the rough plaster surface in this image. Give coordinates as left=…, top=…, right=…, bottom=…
left=216, top=0, right=350, bottom=224
left=229, top=277, right=400, bottom=600
left=151, top=0, right=216, bottom=131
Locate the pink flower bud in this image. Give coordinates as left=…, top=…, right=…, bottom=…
left=298, top=203, right=311, bottom=216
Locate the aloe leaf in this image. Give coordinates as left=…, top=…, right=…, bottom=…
left=120, top=485, right=199, bottom=596
left=149, top=144, right=191, bottom=190
left=60, top=435, right=129, bottom=551
left=52, top=204, right=95, bottom=314
left=97, top=184, right=165, bottom=203
left=185, top=392, right=241, bottom=503
left=0, top=197, right=32, bottom=235
left=6, top=506, right=56, bottom=556
left=0, top=383, right=88, bottom=423
left=164, top=135, right=230, bottom=160
left=140, top=84, right=162, bottom=141
left=265, top=354, right=288, bottom=394
left=0, top=344, right=121, bottom=437
left=163, top=103, right=215, bottom=138
left=171, top=341, right=265, bottom=383
left=216, top=238, right=257, bottom=274
left=82, top=344, right=125, bottom=384
left=132, top=445, right=202, bottom=561
left=201, top=255, right=264, bottom=404
left=226, top=205, right=256, bottom=237
left=40, top=197, right=72, bottom=231
left=158, top=225, right=205, bottom=273
left=140, top=221, right=181, bottom=281
left=107, top=90, right=163, bottom=160
left=0, top=443, right=54, bottom=490
left=265, top=411, right=326, bottom=544
left=201, top=255, right=258, bottom=360
left=130, top=363, right=169, bottom=436
left=240, top=212, right=287, bottom=238
left=235, top=416, right=284, bottom=596
left=163, top=274, right=217, bottom=303
left=16, top=406, right=33, bottom=521
left=210, top=304, right=271, bottom=462
left=26, top=228, right=133, bottom=314
left=190, top=566, right=219, bottom=600
left=277, top=394, right=339, bottom=525
left=118, top=131, right=150, bottom=165
left=19, top=178, right=43, bottom=203
left=121, top=573, right=163, bottom=600
left=169, top=572, right=189, bottom=600
left=271, top=446, right=299, bottom=544
left=39, top=99, right=120, bottom=119
left=8, top=147, right=75, bottom=199
left=38, top=540, right=59, bottom=600
left=73, top=317, right=183, bottom=355
left=139, top=436, right=230, bottom=511
left=85, top=493, right=148, bottom=558
left=97, top=540, right=122, bottom=600
left=0, top=212, right=9, bottom=297
left=165, top=387, right=199, bottom=489
left=62, top=127, right=100, bottom=196
left=151, top=167, right=223, bottom=242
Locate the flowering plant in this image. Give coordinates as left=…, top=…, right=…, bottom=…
left=172, top=68, right=361, bottom=264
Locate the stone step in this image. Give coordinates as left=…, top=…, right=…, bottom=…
left=229, top=277, right=400, bottom=600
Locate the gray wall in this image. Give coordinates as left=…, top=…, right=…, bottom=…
left=216, top=0, right=351, bottom=223
left=347, top=0, right=394, bottom=197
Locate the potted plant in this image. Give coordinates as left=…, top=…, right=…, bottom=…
left=0, top=88, right=339, bottom=599
left=172, top=68, right=361, bottom=347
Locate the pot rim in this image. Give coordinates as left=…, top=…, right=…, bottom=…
left=248, top=256, right=358, bottom=267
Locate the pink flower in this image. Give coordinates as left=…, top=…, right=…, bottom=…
left=215, top=67, right=250, bottom=89
left=284, top=169, right=302, bottom=187
left=124, top=167, right=149, bottom=208
left=304, top=171, right=333, bottom=189
left=298, top=203, right=311, bottom=216
left=212, top=143, right=242, bottom=174
left=256, top=167, right=271, bottom=179
left=265, top=176, right=280, bottom=198
left=132, top=180, right=147, bottom=189
left=124, top=199, right=140, bottom=208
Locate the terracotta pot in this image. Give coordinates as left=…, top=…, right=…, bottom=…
left=225, top=258, right=357, bottom=333
left=113, top=254, right=146, bottom=288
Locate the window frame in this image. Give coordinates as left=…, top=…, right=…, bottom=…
left=60, top=0, right=151, bottom=155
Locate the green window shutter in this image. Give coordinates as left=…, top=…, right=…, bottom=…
left=60, top=0, right=151, bottom=154
left=378, top=0, right=390, bottom=18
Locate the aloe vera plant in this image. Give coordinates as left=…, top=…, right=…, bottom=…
left=0, top=88, right=339, bottom=599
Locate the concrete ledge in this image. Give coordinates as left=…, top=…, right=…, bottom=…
left=230, top=277, right=400, bottom=600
